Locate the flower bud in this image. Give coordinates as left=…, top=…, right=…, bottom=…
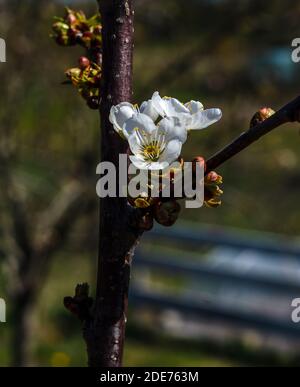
left=55, top=34, right=70, bottom=46
left=192, top=156, right=206, bottom=173
left=154, top=200, right=181, bottom=227
left=65, top=67, right=81, bottom=79
left=52, top=21, right=69, bottom=33
left=66, top=12, right=77, bottom=25
left=205, top=198, right=222, bottom=208
left=205, top=171, right=222, bottom=184
left=204, top=171, right=223, bottom=207
left=67, top=27, right=80, bottom=44
left=250, top=107, right=275, bottom=128
left=93, top=25, right=102, bottom=35
left=79, top=56, right=90, bottom=69
left=133, top=198, right=151, bottom=209
left=87, top=96, right=99, bottom=110
left=83, top=31, right=93, bottom=39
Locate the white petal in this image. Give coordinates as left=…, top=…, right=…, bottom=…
left=129, top=155, right=168, bottom=170
left=185, top=100, right=204, bottom=114
left=160, top=139, right=182, bottom=164
left=109, top=102, right=136, bottom=135
left=158, top=116, right=187, bottom=143
left=127, top=129, right=152, bottom=156
left=129, top=155, right=150, bottom=170
left=152, top=92, right=190, bottom=119
left=140, top=99, right=159, bottom=121
left=123, top=113, right=157, bottom=139
left=148, top=161, right=170, bottom=170
left=188, top=108, right=222, bottom=130
left=127, top=132, right=142, bottom=156
left=164, top=97, right=190, bottom=117
left=151, top=91, right=167, bottom=117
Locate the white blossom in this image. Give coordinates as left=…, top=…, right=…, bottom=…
left=125, top=114, right=186, bottom=170
left=109, top=91, right=222, bottom=170
left=151, top=91, right=222, bottom=130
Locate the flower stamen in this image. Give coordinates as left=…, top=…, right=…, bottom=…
left=140, top=140, right=165, bottom=162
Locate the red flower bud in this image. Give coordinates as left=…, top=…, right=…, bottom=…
left=206, top=171, right=218, bottom=182
left=250, top=107, right=275, bottom=128
left=192, top=156, right=206, bottom=173
left=78, top=56, right=90, bottom=69
left=205, top=171, right=222, bottom=184
left=66, top=12, right=77, bottom=25
left=83, top=31, right=93, bottom=39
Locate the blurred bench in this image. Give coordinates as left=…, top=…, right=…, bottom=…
left=130, top=222, right=300, bottom=339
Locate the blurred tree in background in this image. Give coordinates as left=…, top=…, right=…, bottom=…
left=0, top=0, right=300, bottom=366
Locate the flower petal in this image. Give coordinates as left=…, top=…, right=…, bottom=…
left=129, top=155, right=169, bottom=170
left=109, top=102, right=136, bottom=136
left=128, top=129, right=152, bottom=156
left=123, top=113, right=157, bottom=139
left=151, top=91, right=167, bottom=117
left=160, top=139, right=182, bottom=165
left=151, top=92, right=189, bottom=117
left=129, top=155, right=149, bottom=170
left=188, top=108, right=222, bottom=130
left=164, top=97, right=190, bottom=117
left=148, top=161, right=170, bottom=170
left=158, top=116, right=187, bottom=143
left=140, top=99, right=159, bottom=121
left=185, top=100, right=204, bottom=114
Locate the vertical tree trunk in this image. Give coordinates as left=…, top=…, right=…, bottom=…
left=84, top=0, right=140, bottom=367
left=11, top=292, right=34, bottom=367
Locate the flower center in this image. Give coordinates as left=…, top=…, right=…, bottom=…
left=141, top=142, right=165, bottom=162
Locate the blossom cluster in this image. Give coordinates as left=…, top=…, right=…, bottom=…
left=65, top=58, right=101, bottom=110
left=52, top=8, right=102, bottom=110
left=51, top=7, right=102, bottom=51
left=110, top=92, right=222, bottom=170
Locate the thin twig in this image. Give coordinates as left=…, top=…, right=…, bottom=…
left=206, top=95, right=300, bottom=172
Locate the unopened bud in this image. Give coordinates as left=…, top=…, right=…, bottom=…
left=67, top=27, right=80, bottom=43
left=205, top=198, right=222, bottom=208
left=205, top=171, right=222, bottom=184
left=250, top=107, right=275, bottom=128
left=93, top=25, right=102, bottom=35
left=55, top=34, right=70, bottom=46
left=66, top=12, right=77, bottom=25
left=192, top=156, right=206, bottom=173
left=65, top=67, right=81, bottom=78
left=87, top=97, right=99, bottom=110
left=52, top=21, right=69, bottom=33
left=79, top=56, right=90, bottom=69
left=204, top=171, right=223, bottom=207
left=83, top=31, right=93, bottom=39
left=154, top=200, right=181, bottom=227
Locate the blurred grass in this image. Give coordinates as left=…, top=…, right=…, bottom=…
left=124, top=340, right=236, bottom=367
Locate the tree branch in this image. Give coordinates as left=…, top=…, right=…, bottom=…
left=206, top=95, right=300, bottom=172
left=26, top=178, right=89, bottom=293
left=0, top=156, right=32, bottom=265
left=83, top=0, right=140, bottom=368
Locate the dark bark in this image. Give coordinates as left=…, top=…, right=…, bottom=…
left=83, top=0, right=141, bottom=367
left=11, top=291, right=34, bottom=367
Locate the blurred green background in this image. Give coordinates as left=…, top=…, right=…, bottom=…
left=1, top=0, right=300, bottom=366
